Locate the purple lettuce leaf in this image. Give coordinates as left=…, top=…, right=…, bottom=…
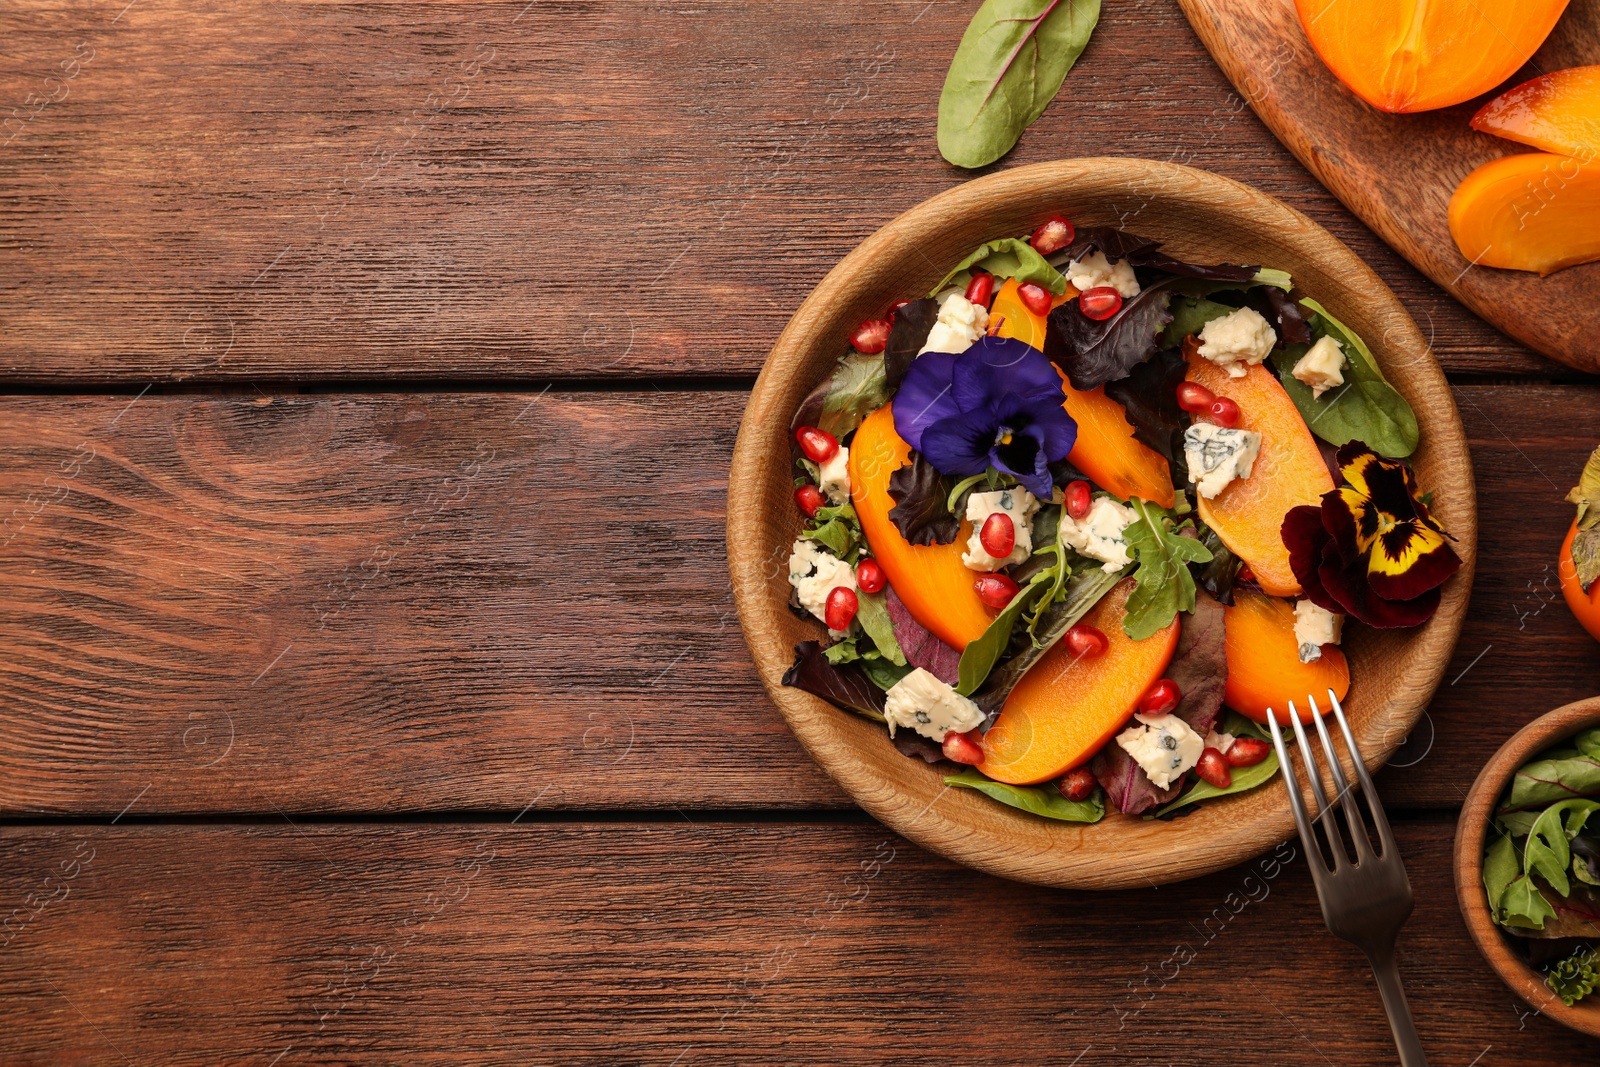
left=782, top=641, right=885, bottom=720
left=885, top=586, right=963, bottom=686
left=1044, top=276, right=1180, bottom=390
left=884, top=298, right=939, bottom=391
left=1103, top=346, right=1189, bottom=467
left=887, top=452, right=960, bottom=546
left=1053, top=226, right=1258, bottom=284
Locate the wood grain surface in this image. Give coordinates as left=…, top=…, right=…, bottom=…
left=0, top=819, right=1594, bottom=1065
left=1178, top=0, right=1600, bottom=372
left=0, top=0, right=1569, bottom=383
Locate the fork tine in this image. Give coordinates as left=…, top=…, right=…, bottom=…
left=1288, top=700, right=1347, bottom=870
left=1308, top=693, right=1376, bottom=864
left=1327, top=688, right=1398, bottom=856
left=1267, top=707, right=1325, bottom=876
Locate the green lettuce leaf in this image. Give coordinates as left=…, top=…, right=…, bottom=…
left=854, top=590, right=906, bottom=667
left=1122, top=497, right=1212, bottom=640
left=1271, top=298, right=1419, bottom=459
left=1499, top=874, right=1559, bottom=930
left=933, top=236, right=1067, bottom=297
left=1484, top=832, right=1521, bottom=920
left=936, top=0, right=1102, bottom=170
left=944, top=767, right=1105, bottom=823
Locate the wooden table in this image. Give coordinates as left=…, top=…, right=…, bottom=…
left=2, top=2, right=1596, bottom=1062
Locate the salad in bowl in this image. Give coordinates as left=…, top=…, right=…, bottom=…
left=778, top=214, right=1464, bottom=824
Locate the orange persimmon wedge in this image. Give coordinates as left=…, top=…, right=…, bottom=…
left=849, top=404, right=992, bottom=650
left=978, top=578, right=1180, bottom=785
left=1184, top=348, right=1333, bottom=597
left=1472, top=66, right=1600, bottom=157
left=1295, top=0, right=1571, bottom=113
left=1449, top=151, right=1600, bottom=275
left=992, top=279, right=1176, bottom=507
left=1559, top=520, right=1600, bottom=643
left=1224, top=591, right=1350, bottom=725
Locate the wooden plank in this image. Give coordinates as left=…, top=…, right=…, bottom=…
left=0, top=0, right=1557, bottom=383
left=4, top=387, right=1600, bottom=815
left=0, top=819, right=1590, bottom=1064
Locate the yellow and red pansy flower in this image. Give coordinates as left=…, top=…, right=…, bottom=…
left=1282, top=443, right=1461, bottom=628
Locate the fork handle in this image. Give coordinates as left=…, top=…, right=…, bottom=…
left=1366, top=945, right=1428, bottom=1066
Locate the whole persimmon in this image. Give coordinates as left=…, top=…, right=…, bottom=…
left=1560, top=446, right=1600, bottom=642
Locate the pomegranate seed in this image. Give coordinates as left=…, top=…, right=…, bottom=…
left=1063, top=623, right=1109, bottom=660
left=1138, top=678, right=1181, bottom=716
left=855, top=557, right=886, bottom=594
left=1079, top=286, right=1123, bottom=321
left=887, top=299, right=911, bottom=322
left=1208, top=396, right=1241, bottom=428
left=1195, top=748, right=1232, bottom=788
left=1058, top=766, right=1097, bottom=801
left=1065, top=480, right=1092, bottom=520
left=1029, top=215, right=1075, bottom=256
left=824, top=586, right=858, bottom=631
left=795, top=484, right=825, bottom=518
left=1237, top=564, right=1255, bottom=584
left=794, top=425, right=839, bottom=463
left=850, top=318, right=893, bottom=354
left=964, top=271, right=996, bottom=308
left=1225, top=737, right=1272, bottom=767
left=973, top=573, right=1020, bottom=610
left=942, top=730, right=983, bottom=765
left=1176, top=381, right=1216, bottom=413
left=979, top=512, right=1015, bottom=558
left=1017, top=282, right=1053, bottom=316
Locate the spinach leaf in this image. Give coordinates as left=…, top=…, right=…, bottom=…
left=1484, top=832, right=1521, bottom=920
left=1122, top=498, right=1212, bottom=640
left=1159, top=297, right=1235, bottom=350
left=956, top=577, right=1051, bottom=696
left=884, top=298, right=939, bottom=390
left=1502, top=750, right=1600, bottom=812
left=971, top=564, right=1126, bottom=717
left=1271, top=298, right=1419, bottom=460
left=1044, top=276, right=1179, bottom=390
left=782, top=641, right=886, bottom=722
left=936, top=0, right=1103, bottom=170
left=1103, top=346, right=1188, bottom=467
left=1153, top=746, right=1280, bottom=818
left=1222, top=710, right=1269, bottom=741
left=855, top=590, right=907, bottom=667
left=860, top=656, right=914, bottom=692
left=933, top=237, right=1067, bottom=297
left=887, top=452, right=960, bottom=546
left=791, top=351, right=892, bottom=444
left=944, top=767, right=1105, bottom=823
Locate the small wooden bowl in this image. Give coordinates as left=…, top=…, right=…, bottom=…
left=728, top=158, right=1477, bottom=889
left=1456, top=698, right=1600, bottom=1039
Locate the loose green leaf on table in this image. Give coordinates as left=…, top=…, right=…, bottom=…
left=1123, top=497, right=1212, bottom=640
left=944, top=768, right=1105, bottom=823
left=932, top=237, right=1067, bottom=297
left=937, top=0, right=1103, bottom=170
left=1271, top=298, right=1419, bottom=459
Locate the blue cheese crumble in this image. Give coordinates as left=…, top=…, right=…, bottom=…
left=787, top=538, right=857, bottom=635
left=962, top=488, right=1040, bottom=571
left=1060, top=496, right=1137, bottom=572
left=818, top=445, right=850, bottom=504
left=1064, top=251, right=1141, bottom=298
left=1292, top=335, right=1346, bottom=399
left=1183, top=423, right=1261, bottom=500
left=1293, top=599, right=1343, bottom=664
left=918, top=292, right=989, bottom=355
left=1197, top=306, right=1276, bottom=377
left=1115, top=713, right=1204, bottom=790
left=883, top=667, right=984, bottom=741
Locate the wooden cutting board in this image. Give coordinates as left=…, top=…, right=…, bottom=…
left=1178, top=0, right=1600, bottom=373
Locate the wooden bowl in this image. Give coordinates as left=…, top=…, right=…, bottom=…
left=728, top=158, right=1477, bottom=889
left=1455, top=698, right=1600, bottom=1038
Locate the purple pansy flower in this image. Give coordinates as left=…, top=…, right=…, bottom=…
left=892, top=336, right=1077, bottom=499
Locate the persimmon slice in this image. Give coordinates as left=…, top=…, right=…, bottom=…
left=849, top=405, right=992, bottom=650
left=1449, top=152, right=1600, bottom=276
left=1224, top=591, right=1350, bottom=725
left=1295, top=0, right=1571, bottom=113
left=1472, top=66, right=1600, bottom=157
left=978, top=578, right=1180, bottom=785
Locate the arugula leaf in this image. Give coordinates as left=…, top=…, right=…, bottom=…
left=855, top=590, right=906, bottom=667
left=887, top=452, right=959, bottom=546
left=1122, top=498, right=1212, bottom=640
left=1500, top=874, right=1559, bottom=930
left=1222, top=710, right=1269, bottom=740
left=1103, top=346, right=1188, bottom=467
left=1528, top=801, right=1600, bottom=898
left=1484, top=831, right=1521, bottom=920
left=824, top=637, right=862, bottom=665
left=782, top=641, right=886, bottom=722
left=884, top=298, right=939, bottom=390
left=936, top=0, right=1103, bottom=170
left=1044, top=277, right=1178, bottom=390
left=944, top=767, right=1105, bottom=823
left=933, top=237, right=1067, bottom=297
left=956, top=577, right=1051, bottom=695
left=1153, top=746, right=1281, bottom=818
left=1271, top=298, right=1419, bottom=459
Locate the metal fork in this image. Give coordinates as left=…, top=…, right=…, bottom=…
left=1267, top=690, right=1428, bottom=1067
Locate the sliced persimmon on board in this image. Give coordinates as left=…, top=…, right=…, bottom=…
left=1449, top=152, right=1600, bottom=275
left=1183, top=348, right=1333, bottom=597
left=992, top=280, right=1175, bottom=507
left=1295, top=0, right=1571, bottom=113
left=978, top=578, right=1180, bottom=785
left=1223, top=591, right=1349, bottom=725
left=1472, top=66, right=1600, bottom=157
left=849, top=404, right=992, bottom=650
